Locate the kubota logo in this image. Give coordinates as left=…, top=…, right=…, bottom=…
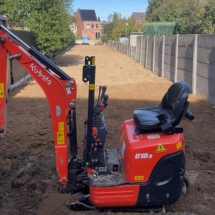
left=30, top=64, right=51, bottom=85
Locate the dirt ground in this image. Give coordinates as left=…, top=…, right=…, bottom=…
left=0, top=45, right=214, bottom=215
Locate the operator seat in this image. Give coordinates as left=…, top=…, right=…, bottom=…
left=133, top=81, right=190, bottom=134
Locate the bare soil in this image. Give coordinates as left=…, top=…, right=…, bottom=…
left=0, top=45, right=214, bottom=215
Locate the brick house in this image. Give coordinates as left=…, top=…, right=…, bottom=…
left=77, top=9, right=101, bottom=40
left=131, top=12, right=146, bottom=23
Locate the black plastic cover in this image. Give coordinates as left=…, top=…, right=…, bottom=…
left=136, top=151, right=185, bottom=207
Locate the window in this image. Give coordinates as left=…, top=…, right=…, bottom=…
left=96, top=24, right=98, bottom=28
left=96, top=32, right=100, bottom=39
left=87, top=24, right=90, bottom=28
left=92, top=24, right=94, bottom=28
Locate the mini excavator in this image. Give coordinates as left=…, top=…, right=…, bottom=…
left=0, top=25, right=195, bottom=213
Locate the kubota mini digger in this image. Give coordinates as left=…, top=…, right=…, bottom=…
left=0, top=24, right=194, bottom=213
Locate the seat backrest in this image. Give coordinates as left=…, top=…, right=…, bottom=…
left=161, top=81, right=190, bottom=118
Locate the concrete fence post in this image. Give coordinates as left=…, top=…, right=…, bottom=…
left=135, top=47, right=137, bottom=61
left=145, top=36, right=149, bottom=68
left=135, top=38, right=138, bottom=61
left=161, top=35, right=166, bottom=77
left=140, top=36, right=143, bottom=64
left=152, top=36, right=156, bottom=72
left=192, top=34, right=198, bottom=94
left=174, top=34, right=179, bottom=83
left=130, top=45, right=132, bottom=58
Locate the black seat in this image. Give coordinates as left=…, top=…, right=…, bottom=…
left=133, top=81, right=190, bottom=134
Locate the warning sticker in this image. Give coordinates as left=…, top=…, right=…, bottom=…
left=57, top=132, right=65, bottom=144
left=147, top=134, right=160, bottom=139
left=58, top=122, right=64, bottom=131
left=89, top=84, right=95, bottom=90
left=176, top=141, right=183, bottom=149
left=156, top=143, right=167, bottom=153
left=0, top=83, right=4, bottom=98
left=135, top=176, right=144, bottom=181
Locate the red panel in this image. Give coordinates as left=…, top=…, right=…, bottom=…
left=0, top=29, right=77, bottom=184
left=90, top=184, right=139, bottom=207
left=0, top=39, right=8, bottom=135
left=119, top=119, right=185, bottom=183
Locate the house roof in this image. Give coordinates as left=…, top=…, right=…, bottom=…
left=132, top=12, right=146, bottom=21
left=79, top=9, right=97, bottom=21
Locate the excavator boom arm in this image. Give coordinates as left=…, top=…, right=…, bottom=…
left=0, top=25, right=77, bottom=184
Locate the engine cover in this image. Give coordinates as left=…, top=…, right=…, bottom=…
left=119, top=119, right=185, bottom=183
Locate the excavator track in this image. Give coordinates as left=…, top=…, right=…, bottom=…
left=67, top=201, right=197, bottom=215
left=140, top=213, right=197, bottom=215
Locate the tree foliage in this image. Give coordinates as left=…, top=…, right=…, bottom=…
left=146, top=0, right=163, bottom=22
left=145, top=0, right=215, bottom=34
left=203, top=0, right=215, bottom=34
left=102, top=22, right=115, bottom=41
left=0, top=0, right=75, bottom=58
left=102, top=12, right=145, bottom=41
left=158, top=0, right=206, bottom=34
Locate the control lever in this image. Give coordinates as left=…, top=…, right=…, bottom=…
left=97, top=85, right=102, bottom=102
left=102, top=94, right=109, bottom=108
left=100, top=86, right=107, bottom=100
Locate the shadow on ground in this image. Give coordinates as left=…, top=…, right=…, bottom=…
left=54, top=54, right=84, bottom=67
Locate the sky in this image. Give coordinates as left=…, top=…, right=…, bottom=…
left=72, top=0, right=148, bottom=22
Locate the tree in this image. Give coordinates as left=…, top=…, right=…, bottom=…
left=145, top=0, right=215, bottom=34
left=112, top=18, right=127, bottom=40
left=0, top=0, right=75, bottom=57
left=101, top=10, right=145, bottom=41
left=70, top=11, right=77, bottom=23
left=128, top=16, right=145, bottom=32
left=146, top=0, right=163, bottom=22
left=112, top=12, right=122, bottom=25
left=0, top=0, right=29, bottom=28
left=102, top=22, right=115, bottom=41
left=102, top=12, right=123, bottom=41
left=158, top=0, right=205, bottom=34
left=203, top=0, right=215, bottom=34
left=26, top=0, right=75, bottom=57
